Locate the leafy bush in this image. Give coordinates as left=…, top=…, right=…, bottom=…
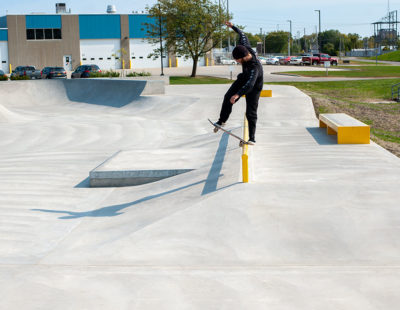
left=126, top=71, right=151, bottom=77
left=0, top=75, right=8, bottom=81
left=10, top=75, right=30, bottom=80
left=89, top=70, right=120, bottom=78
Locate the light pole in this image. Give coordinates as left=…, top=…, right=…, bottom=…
left=287, top=20, right=292, bottom=56
left=158, top=3, right=164, bottom=76
left=227, top=0, right=230, bottom=52
left=314, top=9, right=321, bottom=52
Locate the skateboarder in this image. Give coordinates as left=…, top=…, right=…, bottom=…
left=214, top=21, right=264, bottom=145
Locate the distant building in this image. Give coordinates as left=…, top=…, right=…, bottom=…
left=0, top=11, right=210, bottom=73
left=346, top=48, right=378, bottom=57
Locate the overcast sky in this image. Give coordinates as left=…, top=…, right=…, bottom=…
left=1, top=0, right=398, bottom=37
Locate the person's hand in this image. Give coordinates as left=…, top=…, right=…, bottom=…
left=225, top=21, right=233, bottom=28
left=230, top=94, right=240, bottom=104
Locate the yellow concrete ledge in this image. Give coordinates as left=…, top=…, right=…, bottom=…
left=260, top=90, right=272, bottom=97
left=242, top=115, right=249, bottom=183
left=319, top=113, right=370, bottom=144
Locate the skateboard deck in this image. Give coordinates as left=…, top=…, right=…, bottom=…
left=208, top=118, right=248, bottom=146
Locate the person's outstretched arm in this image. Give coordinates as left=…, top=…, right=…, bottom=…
left=225, top=21, right=251, bottom=48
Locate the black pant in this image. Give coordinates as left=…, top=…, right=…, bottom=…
left=218, top=77, right=261, bottom=141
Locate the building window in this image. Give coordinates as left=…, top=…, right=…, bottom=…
left=26, top=29, right=35, bottom=40
left=99, top=58, right=103, bottom=60
left=91, top=58, right=95, bottom=60
left=35, top=29, right=44, bottom=40
left=107, top=57, right=111, bottom=60
left=26, top=28, right=62, bottom=40
left=2, top=61, right=6, bottom=63
left=82, top=58, right=87, bottom=60
left=53, top=29, right=62, bottom=39
left=45, top=29, right=53, bottom=40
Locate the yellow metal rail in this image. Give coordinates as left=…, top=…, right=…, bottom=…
left=242, top=115, right=249, bottom=183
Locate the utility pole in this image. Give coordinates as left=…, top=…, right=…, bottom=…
left=315, top=10, right=321, bottom=52
left=227, top=0, right=230, bottom=52
left=158, top=3, right=164, bottom=76
left=287, top=20, right=292, bottom=56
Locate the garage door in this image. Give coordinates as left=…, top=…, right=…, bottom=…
left=129, top=39, right=168, bottom=69
left=0, top=42, right=9, bottom=73
left=80, top=39, right=122, bottom=70
left=176, top=54, right=205, bottom=68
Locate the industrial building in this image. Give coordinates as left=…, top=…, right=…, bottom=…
left=0, top=4, right=211, bottom=73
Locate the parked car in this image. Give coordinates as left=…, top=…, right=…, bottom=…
left=279, top=56, right=294, bottom=65
left=302, top=53, right=338, bottom=66
left=71, top=65, right=101, bottom=78
left=0, top=69, right=6, bottom=77
left=258, top=56, right=268, bottom=65
left=41, top=67, right=67, bottom=79
left=289, top=56, right=304, bottom=66
left=11, top=66, right=42, bottom=79
left=220, top=57, right=237, bottom=65
left=266, top=57, right=280, bottom=65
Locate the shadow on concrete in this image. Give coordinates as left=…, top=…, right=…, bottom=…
left=33, top=132, right=238, bottom=219
left=74, top=177, right=91, bottom=188
left=201, top=132, right=230, bottom=195
left=306, top=127, right=337, bottom=145
left=64, top=79, right=146, bottom=108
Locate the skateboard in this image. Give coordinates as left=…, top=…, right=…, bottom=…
left=208, top=118, right=248, bottom=147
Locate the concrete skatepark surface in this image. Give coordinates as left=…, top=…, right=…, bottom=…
left=1, top=79, right=400, bottom=309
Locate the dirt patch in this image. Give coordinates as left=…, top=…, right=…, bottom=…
left=306, top=91, right=400, bottom=158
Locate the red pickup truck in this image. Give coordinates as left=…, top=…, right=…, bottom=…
left=302, top=53, right=338, bottom=66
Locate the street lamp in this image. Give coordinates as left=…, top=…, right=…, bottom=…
left=158, top=3, right=164, bottom=76
left=227, top=0, right=230, bottom=52
left=314, top=9, right=321, bottom=52
left=287, top=20, right=292, bottom=56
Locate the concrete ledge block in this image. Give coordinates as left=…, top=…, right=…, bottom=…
left=90, top=149, right=200, bottom=187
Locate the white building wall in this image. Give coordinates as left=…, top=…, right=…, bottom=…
left=129, top=39, right=168, bottom=69
left=176, top=54, right=205, bottom=68
left=0, top=42, right=9, bottom=73
left=80, top=39, right=122, bottom=70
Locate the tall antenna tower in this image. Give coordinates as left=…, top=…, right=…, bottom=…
left=372, top=10, right=399, bottom=50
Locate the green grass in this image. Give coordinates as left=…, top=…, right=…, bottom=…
left=170, top=76, right=232, bottom=84
left=270, top=79, right=400, bottom=102
left=371, top=128, right=400, bottom=143
left=367, top=50, right=400, bottom=62
left=280, top=65, right=400, bottom=78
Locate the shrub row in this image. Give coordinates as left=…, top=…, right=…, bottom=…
left=10, top=75, right=30, bottom=80
left=88, top=70, right=152, bottom=78
left=126, top=71, right=151, bottom=77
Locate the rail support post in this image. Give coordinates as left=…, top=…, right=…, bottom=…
left=242, top=115, right=249, bottom=183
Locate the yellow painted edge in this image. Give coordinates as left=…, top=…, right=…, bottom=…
left=327, top=126, right=336, bottom=135
left=319, top=120, right=327, bottom=128
left=129, top=60, right=132, bottom=69
left=260, top=90, right=272, bottom=97
left=169, top=59, right=171, bottom=68
left=242, top=115, right=249, bottom=183
left=176, top=58, right=178, bottom=67
left=242, top=154, right=249, bottom=183
left=337, top=126, right=370, bottom=144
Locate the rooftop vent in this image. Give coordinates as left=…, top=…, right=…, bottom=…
left=107, top=5, right=117, bottom=14
left=56, top=3, right=66, bottom=14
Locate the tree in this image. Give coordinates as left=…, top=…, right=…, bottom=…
left=146, top=0, right=230, bottom=77
left=265, top=31, right=289, bottom=54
